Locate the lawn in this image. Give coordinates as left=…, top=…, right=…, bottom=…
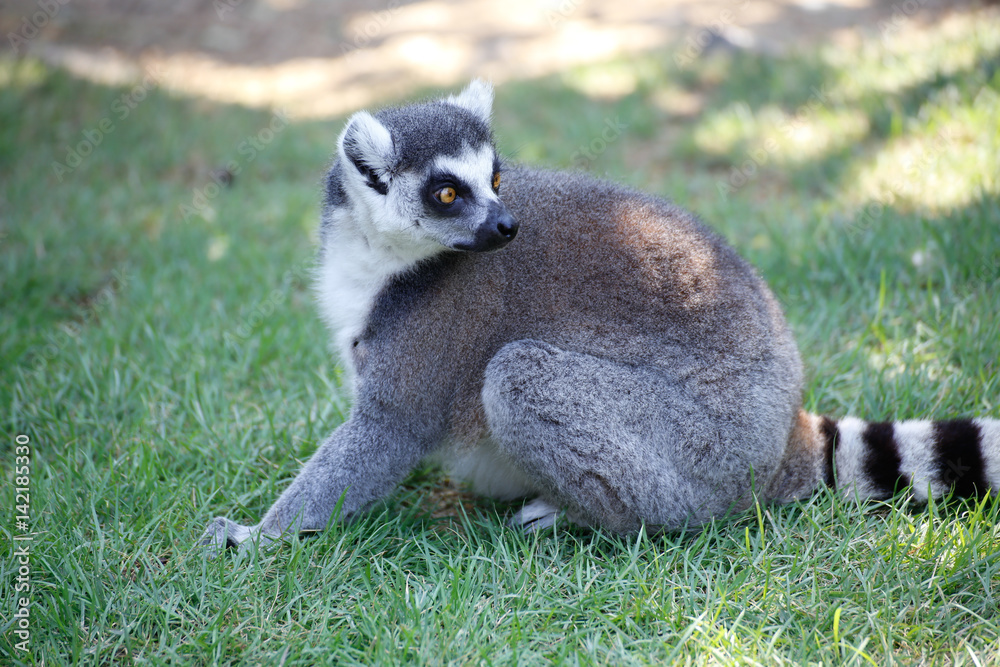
left=2, top=10, right=1000, bottom=666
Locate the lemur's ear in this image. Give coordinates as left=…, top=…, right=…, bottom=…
left=446, top=79, right=494, bottom=124
left=339, top=111, right=397, bottom=195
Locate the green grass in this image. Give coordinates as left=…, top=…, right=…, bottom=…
left=2, top=12, right=1000, bottom=665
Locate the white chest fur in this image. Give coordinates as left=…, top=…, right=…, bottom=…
left=315, top=207, right=540, bottom=501
left=314, top=207, right=441, bottom=382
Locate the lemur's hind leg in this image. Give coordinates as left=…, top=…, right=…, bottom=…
left=507, top=497, right=563, bottom=533
left=483, top=340, right=753, bottom=533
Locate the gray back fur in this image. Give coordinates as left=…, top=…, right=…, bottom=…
left=355, top=167, right=804, bottom=528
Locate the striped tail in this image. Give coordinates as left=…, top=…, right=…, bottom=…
left=770, top=411, right=1000, bottom=503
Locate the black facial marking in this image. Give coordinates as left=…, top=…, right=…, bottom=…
left=374, top=102, right=492, bottom=171
left=351, top=156, right=389, bottom=195
left=862, top=421, right=907, bottom=497
left=933, top=419, right=986, bottom=497
left=423, top=172, right=472, bottom=215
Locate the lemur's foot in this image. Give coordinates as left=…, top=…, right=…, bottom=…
left=508, top=498, right=561, bottom=533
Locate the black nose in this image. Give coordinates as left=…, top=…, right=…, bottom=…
left=458, top=202, right=518, bottom=252
left=493, top=205, right=518, bottom=242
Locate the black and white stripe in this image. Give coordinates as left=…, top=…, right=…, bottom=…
left=822, top=417, right=1000, bottom=500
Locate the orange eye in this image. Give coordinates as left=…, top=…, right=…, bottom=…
left=435, top=186, right=457, bottom=204
left=492, top=172, right=501, bottom=191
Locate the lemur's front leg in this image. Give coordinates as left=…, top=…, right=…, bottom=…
left=199, top=413, right=434, bottom=556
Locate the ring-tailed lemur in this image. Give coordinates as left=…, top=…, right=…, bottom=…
left=199, top=80, right=1000, bottom=553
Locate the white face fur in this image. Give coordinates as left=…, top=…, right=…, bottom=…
left=334, top=80, right=504, bottom=257
left=317, top=81, right=512, bottom=379
left=417, top=143, right=504, bottom=250
left=334, top=110, right=436, bottom=259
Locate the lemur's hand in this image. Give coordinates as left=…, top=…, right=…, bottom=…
left=198, top=517, right=277, bottom=558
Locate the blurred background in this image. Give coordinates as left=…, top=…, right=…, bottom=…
left=1, top=0, right=992, bottom=116
left=3, top=2, right=1000, bottom=663
left=3, top=0, right=999, bottom=520
left=3, top=0, right=999, bottom=503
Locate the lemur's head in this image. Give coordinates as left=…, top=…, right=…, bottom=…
left=331, top=79, right=518, bottom=253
